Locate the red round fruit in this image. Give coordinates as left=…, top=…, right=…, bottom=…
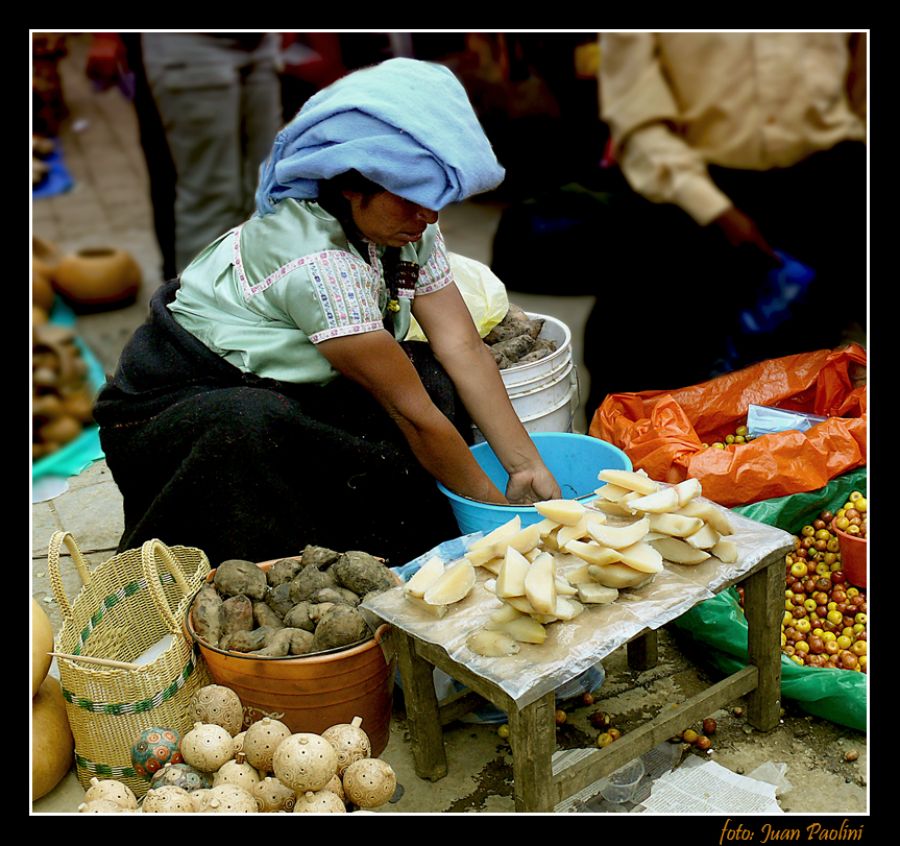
left=695, top=735, right=712, bottom=751
left=702, top=718, right=717, bottom=735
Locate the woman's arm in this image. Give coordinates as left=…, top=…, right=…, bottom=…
left=411, top=284, right=561, bottom=504
left=316, top=328, right=508, bottom=504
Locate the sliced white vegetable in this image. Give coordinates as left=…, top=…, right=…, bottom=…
left=553, top=596, right=585, bottom=621
left=627, top=486, right=681, bottom=514
left=505, top=595, right=538, bottom=615
left=557, top=516, right=590, bottom=547
left=495, top=547, right=531, bottom=599
left=685, top=523, right=722, bottom=550
left=594, top=482, right=635, bottom=502
left=588, top=562, right=656, bottom=589
left=597, top=469, right=660, bottom=495
left=565, top=540, right=624, bottom=567
left=711, top=539, right=739, bottom=563
left=648, top=537, right=712, bottom=565
left=534, top=517, right=560, bottom=537
left=404, top=556, right=445, bottom=599
left=677, top=501, right=734, bottom=536
left=467, top=629, right=520, bottom=657
left=494, top=615, right=547, bottom=644
left=534, top=499, right=586, bottom=527
left=524, top=551, right=557, bottom=615
left=673, top=477, right=703, bottom=506
left=617, top=541, right=664, bottom=574
left=480, top=557, right=504, bottom=576
left=576, top=583, right=619, bottom=604
left=647, top=513, right=705, bottom=538
left=554, top=575, right=578, bottom=596
left=488, top=603, right=525, bottom=624
left=502, top=522, right=543, bottom=555
left=589, top=499, right=637, bottom=517
left=404, top=595, right=449, bottom=617
left=563, top=563, right=594, bottom=584
left=423, top=559, right=476, bottom=605
left=586, top=517, right=651, bottom=550
left=467, top=516, right=521, bottom=553
left=465, top=545, right=500, bottom=568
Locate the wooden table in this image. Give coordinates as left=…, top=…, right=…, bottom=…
left=370, top=533, right=791, bottom=812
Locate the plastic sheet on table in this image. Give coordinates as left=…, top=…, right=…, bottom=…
left=366, top=495, right=794, bottom=710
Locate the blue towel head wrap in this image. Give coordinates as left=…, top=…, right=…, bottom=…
left=255, top=58, right=505, bottom=215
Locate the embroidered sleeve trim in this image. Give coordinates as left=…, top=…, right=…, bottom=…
left=309, top=321, right=385, bottom=343
left=417, top=229, right=453, bottom=294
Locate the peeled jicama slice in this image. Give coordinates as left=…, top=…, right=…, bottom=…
left=405, top=595, right=449, bottom=617
left=500, top=522, right=543, bottom=556
left=534, top=499, right=586, bottom=527
left=465, top=544, right=500, bottom=568
left=489, top=603, right=524, bottom=624
left=505, top=595, right=539, bottom=615
left=589, top=499, right=637, bottom=517
left=597, top=469, right=660, bottom=495
left=648, top=513, right=705, bottom=538
left=617, top=541, right=664, bottom=574
left=711, top=539, right=739, bottom=563
left=588, top=562, right=656, bottom=589
left=467, top=516, right=521, bottom=553
left=495, top=547, right=531, bottom=599
left=492, top=615, right=547, bottom=644
left=534, top=517, right=560, bottom=537
left=576, top=583, right=619, bottom=604
left=524, top=551, right=557, bottom=615
left=673, top=478, right=703, bottom=506
left=564, top=540, right=624, bottom=567
left=557, top=517, right=590, bottom=548
left=563, top=563, right=594, bottom=584
left=627, top=486, right=681, bottom=514
left=553, top=596, right=585, bottom=621
left=677, top=501, right=734, bottom=536
left=404, top=556, right=445, bottom=598
left=586, top=517, right=651, bottom=550
left=554, top=575, right=578, bottom=596
left=479, top=557, right=504, bottom=576
left=685, top=523, right=722, bottom=550
left=467, top=629, right=520, bottom=657
left=423, top=559, right=476, bottom=605
left=594, top=482, right=636, bottom=502
left=649, top=536, right=711, bottom=565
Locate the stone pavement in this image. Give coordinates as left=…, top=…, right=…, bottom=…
left=31, top=34, right=867, bottom=817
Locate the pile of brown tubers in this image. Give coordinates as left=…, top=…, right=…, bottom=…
left=483, top=303, right=558, bottom=370
left=32, top=322, right=95, bottom=461
left=190, top=546, right=396, bottom=658
left=77, top=684, right=398, bottom=813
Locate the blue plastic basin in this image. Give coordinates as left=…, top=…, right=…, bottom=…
left=437, top=432, right=633, bottom=537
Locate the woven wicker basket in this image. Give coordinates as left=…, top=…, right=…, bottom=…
left=47, top=532, right=212, bottom=797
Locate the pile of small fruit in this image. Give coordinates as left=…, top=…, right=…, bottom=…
left=737, top=494, right=868, bottom=673
left=701, top=423, right=757, bottom=450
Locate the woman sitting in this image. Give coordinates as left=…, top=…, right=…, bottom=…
left=94, top=57, right=560, bottom=567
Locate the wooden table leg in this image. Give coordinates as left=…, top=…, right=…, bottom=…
left=394, top=630, right=448, bottom=781
left=743, top=552, right=784, bottom=731
left=507, top=690, right=557, bottom=812
left=627, top=630, right=659, bottom=671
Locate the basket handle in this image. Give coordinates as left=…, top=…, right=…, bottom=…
left=141, top=539, right=194, bottom=635
left=46, top=531, right=95, bottom=623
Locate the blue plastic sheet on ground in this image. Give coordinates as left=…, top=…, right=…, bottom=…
left=32, top=139, right=74, bottom=199
left=668, top=469, right=867, bottom=730
left=32, top=301, right=106, bottom=484
left=391, top=535, right=605, bottom=724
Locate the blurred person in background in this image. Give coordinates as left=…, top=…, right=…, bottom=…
left=140, top=32, right=283, bottom=274
left=583, top=32, right=867, bottom=421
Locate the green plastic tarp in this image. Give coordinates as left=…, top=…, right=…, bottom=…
left=669, top=468, right=867, bottom=730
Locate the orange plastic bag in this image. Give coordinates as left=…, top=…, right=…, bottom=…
left=588, top=344, right=867, bottom=507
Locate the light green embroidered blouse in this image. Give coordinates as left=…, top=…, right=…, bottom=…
left=168, top=199, right=453, bottom=385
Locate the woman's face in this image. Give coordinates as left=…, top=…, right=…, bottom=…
left=344, top=190, right=439, bottom=247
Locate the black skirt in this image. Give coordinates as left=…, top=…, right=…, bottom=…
left=93, top=280, right=472, bottom=568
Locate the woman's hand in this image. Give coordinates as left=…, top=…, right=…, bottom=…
left=505, top=465, right=562, bottom=505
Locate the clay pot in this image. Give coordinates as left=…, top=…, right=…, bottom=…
left=53, top=247, right=142, bottom=307
left=33, top=267, right=56, bottom=311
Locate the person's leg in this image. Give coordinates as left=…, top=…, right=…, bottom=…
left=237, top=34, right=283, bottom=216
left=142, top=34, right=248, bottom=273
